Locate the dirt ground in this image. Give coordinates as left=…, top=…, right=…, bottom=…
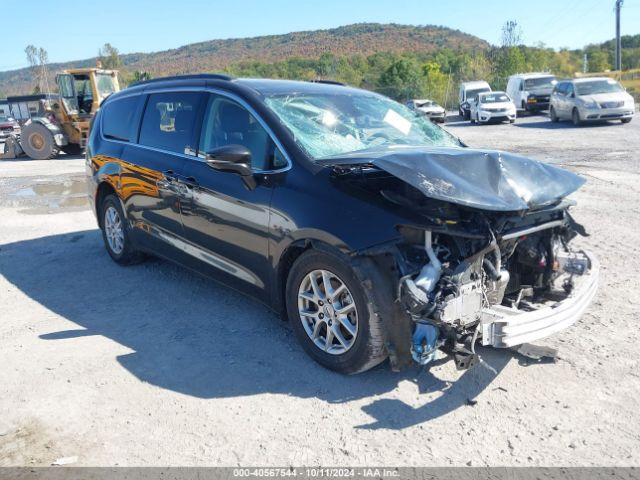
left=1, top=114, right=639, bottom=467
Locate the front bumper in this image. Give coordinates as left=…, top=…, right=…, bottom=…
left=526, top=96, right=550, bottom=110
left=478, top=111, right=517, bottom=123
left=481, top=251, right=599, bottom=348
left=579, top=106, right=635, bottom=121
left=426, top=112, right=446, bottom=122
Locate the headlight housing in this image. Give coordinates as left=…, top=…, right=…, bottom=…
left=580, top=99, right=599, bottom=109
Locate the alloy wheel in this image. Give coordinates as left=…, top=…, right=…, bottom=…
left=104, top=205, right=124, bottom=255
left=297, top=269, right=358, bottom=355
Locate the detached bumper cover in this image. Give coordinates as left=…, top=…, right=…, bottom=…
left=482, top=251, right=599, bottom=348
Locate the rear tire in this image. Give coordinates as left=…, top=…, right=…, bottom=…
left=285, top=249, right=387, bottom=374
left=20, top=122, right=59, bottom=160
left=572, top=108, right=582, bottom=126
left=100, top=194, right=144, bottom=266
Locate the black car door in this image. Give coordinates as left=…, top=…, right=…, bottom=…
left=123, top=90, right=205, bottom=260
left=178, top=92, right=287, bottom=302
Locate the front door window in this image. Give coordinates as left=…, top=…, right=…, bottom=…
left=199, top=95, right=277, bottom=171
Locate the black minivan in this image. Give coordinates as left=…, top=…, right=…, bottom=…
left=87, top=74, right=597, bottom=374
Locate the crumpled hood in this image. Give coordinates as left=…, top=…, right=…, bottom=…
left=325, top=147, right=585, bottom=211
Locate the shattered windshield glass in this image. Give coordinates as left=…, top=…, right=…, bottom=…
left=264, top=90, right=460, bottom=160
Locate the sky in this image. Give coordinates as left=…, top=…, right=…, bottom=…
left=1, top=0, right=638, bottom=72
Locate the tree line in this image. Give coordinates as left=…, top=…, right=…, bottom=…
left=20, top=22, right=640, bottom=109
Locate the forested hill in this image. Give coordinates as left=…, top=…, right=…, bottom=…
left=0, top=23, right=489, bottom=96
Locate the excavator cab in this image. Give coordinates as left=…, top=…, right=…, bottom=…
left=19, top=67, right=119, bottom=160
left=56, top=69, right=119, bottom=116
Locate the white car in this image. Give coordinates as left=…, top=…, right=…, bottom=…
left=406, top=99, right=446, bottom=123
left=470, top=91, right=517, bottom=124
left=458, top=81, right=491, bottom=120
left=549, top=77, right=635, bottom=125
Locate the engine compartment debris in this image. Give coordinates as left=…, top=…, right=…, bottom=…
left=331, top=147, right=598, bottom=369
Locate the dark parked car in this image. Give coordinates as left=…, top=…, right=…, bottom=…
left=86, top=75, right=598, bottom=374
left=0, top=114, right=20, bottom=139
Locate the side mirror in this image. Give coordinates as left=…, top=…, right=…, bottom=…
left=205, top=144, right=256, bottom=189
left=206, top=145, right=252, bottom=175
left=570, top=92, right=575, bottom=98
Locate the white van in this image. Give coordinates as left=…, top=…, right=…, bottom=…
left=507, top=73, right=557, bottom=114
left=458, top=81, right=491, bottom=120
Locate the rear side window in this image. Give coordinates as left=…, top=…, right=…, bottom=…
left=102, top=96, right=139, bottom=142
left=139, top=92, right=202, bottom=154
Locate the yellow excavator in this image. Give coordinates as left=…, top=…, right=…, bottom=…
left=19, top=66, right=120, bottom=159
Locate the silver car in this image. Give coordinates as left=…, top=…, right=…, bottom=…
left=406, top=99, right=446, bottom=123
left=549, top=78, right=635, bottom=125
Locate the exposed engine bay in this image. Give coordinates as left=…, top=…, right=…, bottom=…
left=331, top=152, right=598, bottom=370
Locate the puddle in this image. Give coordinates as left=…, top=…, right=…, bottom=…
left=1, top=176, right=89, bottom=214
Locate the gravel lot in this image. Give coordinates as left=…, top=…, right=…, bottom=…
left=1, top=114, right=639, bottom=467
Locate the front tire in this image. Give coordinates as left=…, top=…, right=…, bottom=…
left=20, top=122, right=59, bottom=160
left=621, top=118, right=632, bottom=124
left=550, top=106, right=559, bottom=123
left=100, top=194, right=144, bottom=265
left=572, top=108, right=582, bottom=126
left=286, top=249, right=387, bottom=374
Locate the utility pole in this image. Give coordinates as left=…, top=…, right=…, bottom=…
left=615, top=0, right=623, bottom=71
left=583, top=53, right=588, bottom=74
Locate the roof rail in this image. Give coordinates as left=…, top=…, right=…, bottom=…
left=130, top=73, right=233, bottom=87
left=308, top=79, right=346, bottom=86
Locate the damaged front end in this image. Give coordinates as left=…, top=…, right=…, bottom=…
left=396, top=220, right=597, bottom=369
left=330, top=147, right=599, bottom=369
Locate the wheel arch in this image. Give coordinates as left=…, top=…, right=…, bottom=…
left=275, top=238, right=349, bottom=317
left=95, top=182, right=117, bottom=228
left=277, top=238, right=413, bottom=371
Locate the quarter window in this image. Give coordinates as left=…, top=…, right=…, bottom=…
left=199, top=94, right=279, bottom=170
left=102, top=96, right=140, bottom=142
left=139, top=92, right=202, bottom=154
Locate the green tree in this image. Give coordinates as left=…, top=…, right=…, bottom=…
left=377, top=58, right=424, bottom=101
left=492, top=47, right=527, bottom=89
left=421, top=61, right=449, bottom=105
left=98, top=43, right=122, bottom=70
left=588, top=50, right=611, bottom=72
